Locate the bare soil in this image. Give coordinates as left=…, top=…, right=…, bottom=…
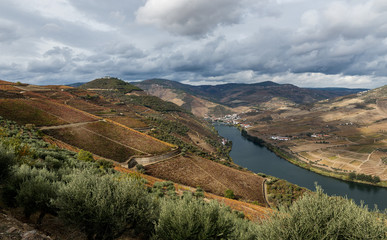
left=241, top=88, right=387, bottom=181
left=115, top=166, right=271, bottom=220
left=145, top=155, right=267, bottom=205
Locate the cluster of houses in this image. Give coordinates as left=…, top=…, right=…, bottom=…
left=270, top=136, right=290, bottom=141
left=211, top=114, right=240, bottom=123
left=311, top=133, right=330, bottom=138
left=209, top=114, right=252, bottom=129
left=270, top=133, right=331, bottom=141
left=340, top=122, right=354, bottom=126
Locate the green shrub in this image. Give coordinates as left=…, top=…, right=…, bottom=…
left=96, top=159, right=114, bottom=170
left=152, top=181, right=176, bottom=198
left=3, top=165, right=58, bottom=223
left=224, top=189, right=236, bottom=199
left=15, top=167, right=59, bottom=223
left=153, top=195, right=243, bottom=240
left=136, top=164, right=145, bottom=172
left=77, top=149, right=94, bottom=162
left=348, top=172, right=381, bottom=183
left=255, top=186, right=387, bottom=239
left=54, top=170, right=159, bottom=240
left=194, top=186, right=204, bottom=198
left=0, top=144, right=15, bottom=182
left=44, top=155, right=63, bottom=170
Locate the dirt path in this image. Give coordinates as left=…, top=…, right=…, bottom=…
left=262, top=179, right=271, bottom=208
left=40, top=120, right=101, bottom=130
left=80, top=126, right=150, bottom=155
left=187, top=157, right=230, bottom=190
left=357, top=150, right=376, bottom=171
left=138, top=150, right=182, bottom=166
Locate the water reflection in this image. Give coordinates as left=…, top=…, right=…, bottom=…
left=215, top=124, right=387, bottom=210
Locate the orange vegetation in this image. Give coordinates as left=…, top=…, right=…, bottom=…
left=0, top=99, right=66, bottom=126
left=114, top=166, right=271, bottom=221
left=28, top=99, right=97, bottom=123
left=145, top=155, right=267, bottom=205
left=83, top=121, right=171, bottom=154
left=107, top=116, right=148, bottom=129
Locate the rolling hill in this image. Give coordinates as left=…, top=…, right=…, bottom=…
left=134, top=78, right=367, bottom=116
left=80, top=76, right=142, bottom=93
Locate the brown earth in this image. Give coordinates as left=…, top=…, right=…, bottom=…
left=115, top=166, right=271, bottom=220
left=0, top=99, right=67, bottom=126
left=44, top=126, right=142, bottom=162
left=145, top=155, right=267, bottom=205
left=107, top=116, right=148, bottom=129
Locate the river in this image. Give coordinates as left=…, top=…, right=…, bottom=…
left=215, top=124, right=387, bottom=210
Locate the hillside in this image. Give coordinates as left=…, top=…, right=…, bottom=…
left=134, top=79, right=367, bottom=111
left=1, top=79, right=386, bottom=240
left=134, top=79, right=236, bottom=117
left=80, top=76, right=142, bottom=93
left=0, top=77, right=271, bottom=190
left=2, top=119, right=383, bottom=240
left=239, top=85, right=387, bottom=183
left=0, top=78, right=259, bottom=199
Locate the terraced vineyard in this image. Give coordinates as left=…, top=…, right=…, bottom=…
left=145, top=155, right=267, bottom=204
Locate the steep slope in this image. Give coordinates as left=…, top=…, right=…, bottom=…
left=0, top=78, right=230, bottom=162
left=134, top=80, right=235, bottom=117
left=0, top=78, right=270, bottom=206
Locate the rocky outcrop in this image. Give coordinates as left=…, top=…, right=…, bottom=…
left=0, top=211, right=51, bottom=240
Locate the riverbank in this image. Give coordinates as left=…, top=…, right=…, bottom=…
left=240, top=129, right=387, bottom=188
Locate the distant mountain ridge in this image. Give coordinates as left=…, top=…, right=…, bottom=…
left=66, top=82, right=85, bottom=87
left=134, top=78, right=368, bottom=108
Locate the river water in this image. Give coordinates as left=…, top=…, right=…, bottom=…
left=215, top=124, right=387, bottom=210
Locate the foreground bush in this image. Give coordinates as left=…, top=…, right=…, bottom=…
left=54, top=170, right=159, bottom=240
left=153, top=194, right=256, bottom=240
left=255, top=186, right=387, bottom=240
left=3, top=165, right=58, bottom=223
left=0, top=144, right=15, bottom=182
left=15, top=166, right=59, bottom=223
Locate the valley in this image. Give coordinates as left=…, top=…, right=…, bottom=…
left=238, top=86, right=387, bottom=185
left=137, top=78, right=387, bottom=186
left=0, top=77, right=385, bottom=239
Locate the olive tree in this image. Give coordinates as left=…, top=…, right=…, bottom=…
left=4, top=165, right=58, bottom=224
left=0, top=144, right=15, bottom=182
left=16, top=168, right=59, bottom=224
left=54, top=170, right=159, bottom=240
left=153, top=194, right=256, bottom=240
left=255, top=186, right=387, bottom=239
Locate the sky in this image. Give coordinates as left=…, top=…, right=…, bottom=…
left=1, top=0, right=387, bottom=88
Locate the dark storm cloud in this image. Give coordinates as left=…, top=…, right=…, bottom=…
left=0, top=0, right=386, bottom=88
left=136, top=0, right=249, bottom=38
